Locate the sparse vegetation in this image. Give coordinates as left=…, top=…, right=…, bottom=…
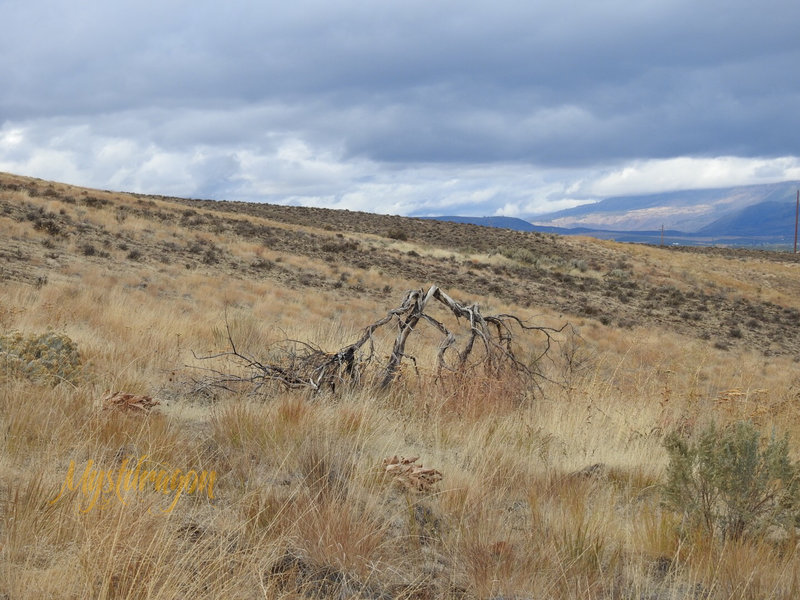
left=3, top=171, right=800, bottom=599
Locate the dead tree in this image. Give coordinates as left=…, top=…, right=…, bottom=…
left=192, top=285, right=568, bottom=395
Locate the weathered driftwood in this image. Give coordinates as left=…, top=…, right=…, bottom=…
left=102, top=391, right=160, bottom=413
left=191, top=285, right=566, bottom=395
left=382, top=455, right=442, bottom=492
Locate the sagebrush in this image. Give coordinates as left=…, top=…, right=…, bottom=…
left=662, top=420, right=800, bottom=540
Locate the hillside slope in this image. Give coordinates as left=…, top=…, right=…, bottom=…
left=2, top=172, right=800, bottom=357
left=699, top=199, right=798, bottom=239
left=5, top=171, right=800, bottom=599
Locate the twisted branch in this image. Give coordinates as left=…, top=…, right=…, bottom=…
left=190, top=285, right=568, bottom=395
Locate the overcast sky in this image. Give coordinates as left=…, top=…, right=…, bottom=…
left=2, top=0, right=799, bottom=217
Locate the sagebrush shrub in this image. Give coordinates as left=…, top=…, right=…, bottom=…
left=511, top=247, right=536, bottom=264
left=386, top=228, right=408, bottom=241
left=0, top=330, right=83, bottom=385
left=662, top=420, right=800, bottom=540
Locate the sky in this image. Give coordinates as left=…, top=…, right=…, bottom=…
left=2, top=0, right=800, bottom=218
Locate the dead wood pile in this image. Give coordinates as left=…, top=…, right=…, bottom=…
left=192, top=285, right=567, bottom=395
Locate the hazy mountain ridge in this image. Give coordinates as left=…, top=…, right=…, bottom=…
left=532, top=181, right=800, bottom=235
left=428, top=181, right=800, bottom=246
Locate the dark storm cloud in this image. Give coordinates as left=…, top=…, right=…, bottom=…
left=1, top=0, right=799, bottom=214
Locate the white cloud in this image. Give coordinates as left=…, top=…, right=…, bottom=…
left=0, top=127, right=24, bottom=148
left=2, top=114, right=800, bottom=220
left=588, top=156, right=800, bottom=198
left=494, top=203, right=522, bottom=217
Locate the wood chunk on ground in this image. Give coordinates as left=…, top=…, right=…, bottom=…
left=102, top=391, right=160, bottom=412
left=382, top=455, right=442, bottom=492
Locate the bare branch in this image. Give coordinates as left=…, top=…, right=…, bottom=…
left=189, top=285, right=571, bottom=397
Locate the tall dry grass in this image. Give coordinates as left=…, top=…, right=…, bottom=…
left=3, top=264, right=800, bottom=598
left=3, top=179, right=800, bottom=599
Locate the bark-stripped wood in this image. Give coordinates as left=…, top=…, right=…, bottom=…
left=192, top=285, right=567, bottom=395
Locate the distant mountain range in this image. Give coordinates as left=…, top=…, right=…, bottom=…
left=425, top=181, right=800, bottom=247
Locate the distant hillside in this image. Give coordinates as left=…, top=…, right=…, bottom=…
left=421, top=216, right=702, bottom=244
left=419, top=215, right=540, bottom=231
left=419, top=215, right=578, bottom=234
left=425, top=203, right=799, bottom=247
left=531, top=181, right=800, bottom=237
left=698, top=200, right=798, bottom=240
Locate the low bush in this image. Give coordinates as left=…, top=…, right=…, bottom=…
left=662, top=420, right=800, bottom=540
left=0, top=331, right=84, bottom=386
left=511, top=247, right=536, bottom=264
left=386, top=229, right=408, bottom=241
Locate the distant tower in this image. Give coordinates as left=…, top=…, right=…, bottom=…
left=794, top=190, right=799, bottom=253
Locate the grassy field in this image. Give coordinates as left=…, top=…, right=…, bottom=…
left=2, top=171, right=800, bottom=599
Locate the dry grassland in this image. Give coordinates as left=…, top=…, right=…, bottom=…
left=2, top=172, right=800, bottom=599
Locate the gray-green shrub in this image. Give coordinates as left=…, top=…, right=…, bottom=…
left=662, top=420, right=800, bottom=540
left=0, top=331, right=83, bottom=385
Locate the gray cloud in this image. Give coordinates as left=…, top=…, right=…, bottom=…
left=1, top=0, right=799, bottom=215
